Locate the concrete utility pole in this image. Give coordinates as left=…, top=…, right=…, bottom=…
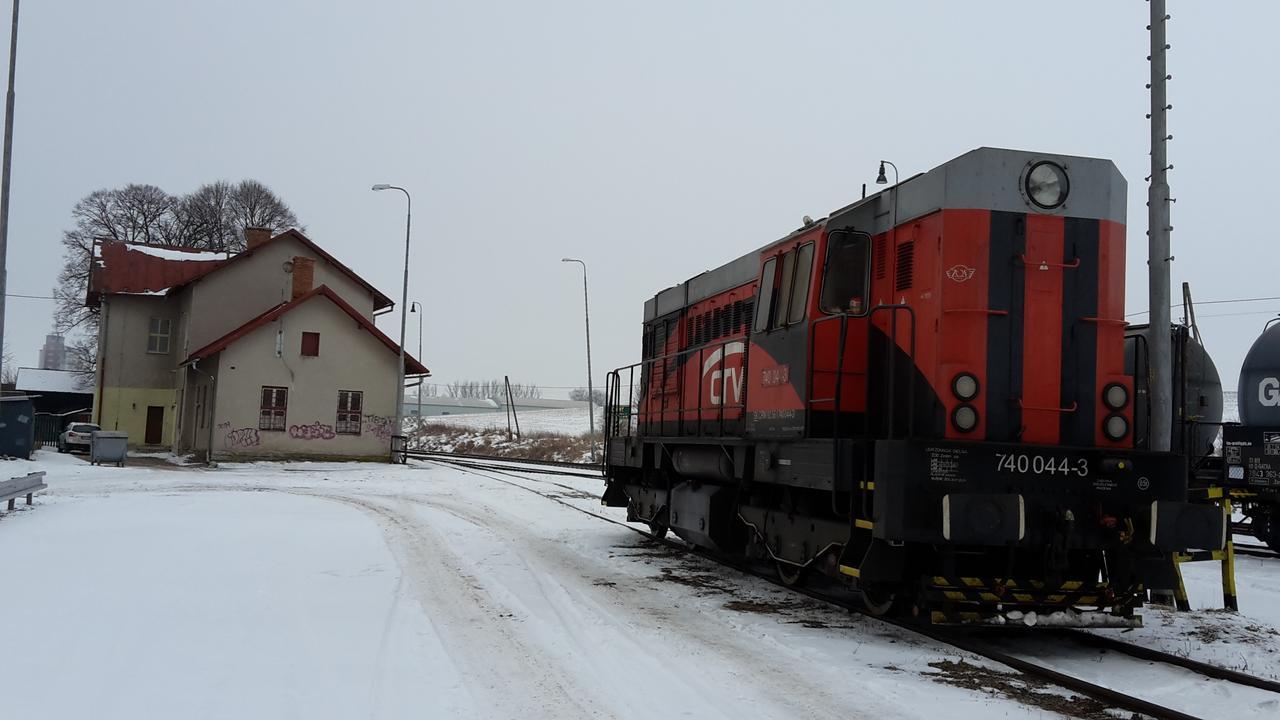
left=1148, top=0, right=1173, bottom=451
left=0, top=0, right=20, bottom=391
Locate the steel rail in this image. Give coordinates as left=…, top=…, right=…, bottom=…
left=1059, top=630, right=1280, bottom=694
left=405, top=449, right=602, bottom=472
left=1232, top=543, right=1278, bottom=560
left=413, top=457, right=1269, bottom=720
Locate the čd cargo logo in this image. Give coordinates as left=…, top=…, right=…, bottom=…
left=1259, top=377, right=1280, bottom=407
left=945, top=264, right=976, bottom=283
left=702, top=341, right=745, bottom=406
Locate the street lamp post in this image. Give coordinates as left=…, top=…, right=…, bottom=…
left=372, top=184, right=411, bottom=455
left=0, top=0, right=21, bottom=391
left=410, top=301, right=423, bottom=421
left=562, top=258, right=596, bottom=461
left=875, top=159, right=900, bottom=282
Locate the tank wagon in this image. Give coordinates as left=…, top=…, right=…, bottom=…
left=1222, top=320, right=1280, bottom=550
left=602, top=147, right=1224, bottom=625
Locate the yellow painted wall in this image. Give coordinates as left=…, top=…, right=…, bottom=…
left=96, top=387, right=179, bottom=447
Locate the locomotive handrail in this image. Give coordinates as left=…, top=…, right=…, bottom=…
left=607, top=333, right=749, bottom=440
left=867, top=303, right=917, bottom=440
left=943, top=308, right=1009, bottom=316
left=1018, top=254, right=1081, bottom=270
left=1080, top=316, right=1128, bottom=325
left=1018, top=399, right=1079, bottom=413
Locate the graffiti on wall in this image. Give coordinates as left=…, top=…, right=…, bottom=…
left=225, top=427, right=261, bottom=448
left=363, top=414, right=395, bottom=441
left=289, top=422, right=336, bottom=441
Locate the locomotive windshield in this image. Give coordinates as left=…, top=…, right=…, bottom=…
left=819, top=231, right=871, bottom=315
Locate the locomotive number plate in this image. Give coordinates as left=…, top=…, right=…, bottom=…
left=995, top=452, right=1088, bottom=477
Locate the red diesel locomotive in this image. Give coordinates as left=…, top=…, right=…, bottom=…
left=602, top=147, right=1223, bottom=626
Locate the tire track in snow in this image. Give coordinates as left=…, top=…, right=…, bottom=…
left=285, top=490, right=608, bottom=720
left=383, top=487, right=895, bottom=720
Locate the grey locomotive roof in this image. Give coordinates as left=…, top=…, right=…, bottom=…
left=644, top=147, right=1126, bottom=322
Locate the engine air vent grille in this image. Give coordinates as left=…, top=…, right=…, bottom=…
left=875, top=237, right=887, bottom=279
left=894, top=241, right=914, bottom=291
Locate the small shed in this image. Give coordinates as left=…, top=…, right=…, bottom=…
left=15, top=368, right=94, bottom=416
left=0, top=395, right=36, bottom=459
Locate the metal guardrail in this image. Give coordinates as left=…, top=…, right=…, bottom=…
left=0, top=471, right=46, bottom=511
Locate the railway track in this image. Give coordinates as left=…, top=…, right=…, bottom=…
left=405, top=450, right=602, bottom=476
left=1233, top=542, right=1278, bottom=560
left=413, top=450, right=1280, bottom=720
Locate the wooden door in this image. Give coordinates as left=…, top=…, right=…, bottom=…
left=145, top=406, right=164, bottom=445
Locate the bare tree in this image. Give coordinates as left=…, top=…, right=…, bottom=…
left=50, top=180, right=301, bottom=365
left=445, top=379, right=542, bottom=400
left=569, top=387, right=606, bottom=405
left=231, top=179, right=299, bottom=241
left=1, top=344, right=15, bottom=386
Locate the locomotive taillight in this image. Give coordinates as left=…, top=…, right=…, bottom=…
left=1103, top=414, right=1130, bottom=441
left=952, top=405, right=979, bottom=433
left=952, top=373, right=980, bottom=401
left=1103, top=383, right=1129, bottom=410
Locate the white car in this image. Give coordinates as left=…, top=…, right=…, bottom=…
left=58, top=422, right=101, bottom=453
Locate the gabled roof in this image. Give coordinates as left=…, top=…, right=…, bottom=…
left=184, top=285, right=429, bottom=375
left=89, top=229, right=394, bottom=311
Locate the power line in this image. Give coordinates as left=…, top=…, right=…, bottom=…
left=1126, top=295, right=1280, bottom=317
left=5, top=292, right=55, bottom=300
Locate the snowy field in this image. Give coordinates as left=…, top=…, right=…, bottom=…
left=421, top=407, right=597, bottom=436
left=1, top=451, right=1278, bottom=719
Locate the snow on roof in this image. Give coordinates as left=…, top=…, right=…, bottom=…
left=14, top=367, right=93, bottom=394
left=125, top=245, right=228, bottom=262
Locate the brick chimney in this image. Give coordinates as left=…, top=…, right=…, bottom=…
left=245, top=227, right=272, bottom=250
left=291, top=256, right=315, bottom=300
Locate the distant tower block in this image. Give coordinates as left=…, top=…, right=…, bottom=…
left=39, top=334, right=67, bottom=370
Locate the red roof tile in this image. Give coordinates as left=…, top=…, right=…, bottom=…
left=184, top=285, right=429, bottom=375
left=88, top=230, right=395, bottom=311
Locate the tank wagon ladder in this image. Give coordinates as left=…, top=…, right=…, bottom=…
left=1169, top=485, right=1239, bottom=611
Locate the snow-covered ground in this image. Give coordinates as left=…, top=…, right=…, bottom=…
left=2, top=450, right=1278, bottom=719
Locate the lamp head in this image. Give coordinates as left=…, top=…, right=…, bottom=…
left=875, top=162, right=888, bottom=185
left=371, top=184, right=392, bottom=191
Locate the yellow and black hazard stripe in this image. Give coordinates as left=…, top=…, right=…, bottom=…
left=924, top=576, right=1117, bottom=608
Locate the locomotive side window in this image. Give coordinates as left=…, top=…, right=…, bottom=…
left=754, top=258, right=777, bottom=332
left=773, top=250, right=797, bottom=329
left=787, top=243, right=815, bottom=324
left=820, top=231, right=872, bottom=315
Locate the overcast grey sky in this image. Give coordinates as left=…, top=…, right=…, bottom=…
left=2, top=1, right=1273, bottom=393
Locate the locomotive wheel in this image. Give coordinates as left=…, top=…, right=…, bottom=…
left=775, top=560, right=806, bottom=587
left=861, top=584, right=896, bottom=616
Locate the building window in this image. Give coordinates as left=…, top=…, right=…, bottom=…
left=147, top=317, right=172, bottom=354
left=301, top=332, right=320, bottom=357
left=336, top=390, right=362, bottom=435
left=260, top=386, right=288, bottom=431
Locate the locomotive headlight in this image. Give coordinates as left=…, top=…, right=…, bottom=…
left=952, top=404, right=979, bottom=433
left=1025, top=161, right=1070, bottom=209
left=1103, top=414, right=1129, bottom=440
left=952, top=373, right=980, bottom=401
left=1103, top=383, right=1129, bottom=410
